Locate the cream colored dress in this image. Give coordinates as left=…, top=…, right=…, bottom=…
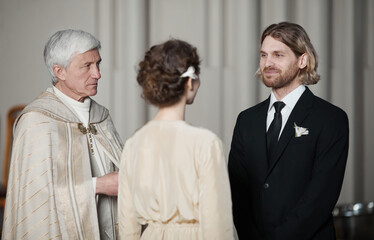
left=118, top=120, right=235, bottom=240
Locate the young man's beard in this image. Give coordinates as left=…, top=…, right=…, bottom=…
left=262, top=65, right=300, bottom=89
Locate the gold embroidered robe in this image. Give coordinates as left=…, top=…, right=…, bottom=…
left=2, top=88, right=123, bottom=240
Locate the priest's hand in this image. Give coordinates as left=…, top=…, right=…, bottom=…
left=96, top=172, right=118, bottom=196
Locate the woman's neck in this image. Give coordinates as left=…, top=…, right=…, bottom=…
left=153, top=98, right=186, bottom=121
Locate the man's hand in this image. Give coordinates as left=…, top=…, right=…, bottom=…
left=96, top=172, right=118, bottom=196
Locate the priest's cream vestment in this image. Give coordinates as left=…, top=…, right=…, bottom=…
left=2, top=88, right=123, bottom=240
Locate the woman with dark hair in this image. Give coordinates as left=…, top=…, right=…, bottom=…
left=118, top=39, right=235, bottom=239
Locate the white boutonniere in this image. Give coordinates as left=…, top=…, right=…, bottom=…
left=294, top=123, right=309, bottom=137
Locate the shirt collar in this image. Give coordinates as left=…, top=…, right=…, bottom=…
left=53, top=86, right=91, bottom=112
left=268, top=84, right=306, bottom=113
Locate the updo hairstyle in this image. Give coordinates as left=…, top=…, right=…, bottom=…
left=137, top=39, right=201, bottom=107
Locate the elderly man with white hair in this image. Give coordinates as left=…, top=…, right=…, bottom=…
left=2, top=29, right=123, bottom=240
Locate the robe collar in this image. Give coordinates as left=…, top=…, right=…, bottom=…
left=21, top=87, right=109, bottom=124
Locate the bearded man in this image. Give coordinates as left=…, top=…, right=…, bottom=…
left=2, top=29, right=122, bottom=240
left=228, top=22, right=349, bottom=240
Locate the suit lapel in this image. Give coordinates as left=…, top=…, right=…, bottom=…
left=268, top=87, right=314, bottom=172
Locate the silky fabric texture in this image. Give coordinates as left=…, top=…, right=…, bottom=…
left=2, top=88, right=123, bottom=240
left=118, top=120, right=235, bottom=240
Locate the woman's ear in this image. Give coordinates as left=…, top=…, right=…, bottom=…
left=298, top=53, right=308, bottom=69
left=185, top=78, right=194, bottom=91
left=52, top=65, right=66, bottom=81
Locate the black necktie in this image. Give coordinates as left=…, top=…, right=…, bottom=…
left=267, top=101, right=285, bottom=161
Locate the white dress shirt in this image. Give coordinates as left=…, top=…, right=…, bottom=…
left=266, top=84, right=306, bottom=139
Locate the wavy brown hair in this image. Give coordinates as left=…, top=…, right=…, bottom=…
left=137, top=39, right=201, bottom=107
left=255, top=22, right=320, bottom=85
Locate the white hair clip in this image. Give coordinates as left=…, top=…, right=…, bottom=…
left=180, top=66, right=198, bottom=79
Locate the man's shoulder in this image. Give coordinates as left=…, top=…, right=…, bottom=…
left=22, top=89, right=72, bottom=120
left=312, top=95, right=348, bottom=120
left=23, top=88, right=109, bottom=123
left=299, top=87, right=348, bottom=121
left=238, top=99, right=268, bottom=119
left=13, top=111, right=56, bottom=139
left=16, top=90, right=58, bottom=127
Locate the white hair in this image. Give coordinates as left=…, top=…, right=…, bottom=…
left=43, top=29, right=101, bottom=85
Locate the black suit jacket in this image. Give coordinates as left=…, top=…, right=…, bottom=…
left=228, top=87, right=349, bottom=240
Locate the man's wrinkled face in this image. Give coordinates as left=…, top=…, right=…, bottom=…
left=57, top=49, right=101, bottom=101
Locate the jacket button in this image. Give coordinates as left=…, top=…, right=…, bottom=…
left=264, top=183, right=269, bottom=189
